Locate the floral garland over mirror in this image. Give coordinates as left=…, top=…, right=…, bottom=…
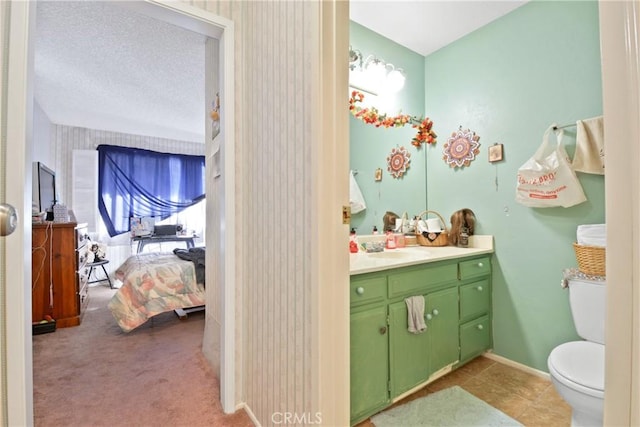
left=349, top=90, right=437, bottom=148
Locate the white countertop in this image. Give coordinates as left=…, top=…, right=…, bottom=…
left=350, top=235, right=494, bottom=275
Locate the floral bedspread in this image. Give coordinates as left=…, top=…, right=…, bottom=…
left=108, top=252, right=206, bottom=332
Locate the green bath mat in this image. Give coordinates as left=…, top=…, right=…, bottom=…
left=370, top=386, right=523, bottom=426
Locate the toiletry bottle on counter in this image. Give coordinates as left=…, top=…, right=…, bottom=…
left=372, top=225, right=379, bottom=235
left=459, top=227, right=469, bottom=248
left=349, top=228, right=359, bottom=253
left=385, top=231, right=396, bottom=249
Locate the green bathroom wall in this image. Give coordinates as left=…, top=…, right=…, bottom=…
left=349, top=22, right=426, bottom=234
left=350, top=1, right=603, bottom=372
left=424, top=1, right=603, bottom=371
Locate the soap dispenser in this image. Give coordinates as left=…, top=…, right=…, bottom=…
left=385, top=231, right=396, bottom=249
left=349, top=228, right=359, bottom=253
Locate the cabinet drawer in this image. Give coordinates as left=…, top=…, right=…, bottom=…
left=460, top=314, right=491, bottom=362
left=351, top=276, right=387, bottom=308
left=76, top=226, right=88, bottom=250
left=78, top=273, right=89, bottom=314
left=388, top=263, right=457, bottom=299
left=77, top=246, right=88, bottom=270
left=459, top=279, right=490, bottom=322
left=459, top=257, right=491, bottom=281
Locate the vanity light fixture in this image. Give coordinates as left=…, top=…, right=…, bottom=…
left=349, top=46, right=406, bottom=95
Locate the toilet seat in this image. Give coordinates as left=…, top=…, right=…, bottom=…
left=548, top=341, right=604, bottom=398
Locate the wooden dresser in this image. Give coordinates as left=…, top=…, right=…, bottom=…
left=32, top=222, right=89, bottom=328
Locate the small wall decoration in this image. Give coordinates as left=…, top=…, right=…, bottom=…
left=375, top=168, right=383, bottom=181
left=210, top=93, right=220, bottom=140
left=443, top=127, right=481, bottom=168
left=489, top=143, right=504, bottom=163
left=387, top=146, right=411, bottom=178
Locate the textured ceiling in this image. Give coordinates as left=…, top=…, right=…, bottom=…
left=350, top=1, right=529, bottom=56
left=35, top=1, right=207, bottom=143
left=35, top=1, right=527, bottom=143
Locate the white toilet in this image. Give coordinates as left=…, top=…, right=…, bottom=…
left=548, top=278, right=605, bottom=427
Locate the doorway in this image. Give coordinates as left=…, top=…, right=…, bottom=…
left=3, top=1, right=236, bottom=423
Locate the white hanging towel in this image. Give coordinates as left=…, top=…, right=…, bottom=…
left=405, top=295, right=427, bottom=334
left=349, top=170, right=366, bottom=214
left=572, top=116, right=604, bottom=175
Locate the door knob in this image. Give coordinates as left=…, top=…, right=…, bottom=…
left=0, top=204, right=18, bottom=236
left=432, top=309, right=439, bottom=316
left=379, top=326, right=387, bottom=335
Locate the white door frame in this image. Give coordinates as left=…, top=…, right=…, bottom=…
left=599, top=2, right=640, bottom=425
left=4, top=2, right=35, bottom=425
left=3, top=1, right=237, bottom=422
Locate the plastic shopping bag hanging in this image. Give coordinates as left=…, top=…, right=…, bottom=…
left=515, top=125, right=587, bottom=208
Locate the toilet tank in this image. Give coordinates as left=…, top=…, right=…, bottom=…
left=568, top=279, right=606, bottom=344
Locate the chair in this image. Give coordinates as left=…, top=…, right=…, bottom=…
left=86, top=259, right=113, bottom=289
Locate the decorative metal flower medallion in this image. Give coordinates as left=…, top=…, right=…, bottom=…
left=387, top=146, right=411, bottom=179
left=443, top=127, right=481, bottom=168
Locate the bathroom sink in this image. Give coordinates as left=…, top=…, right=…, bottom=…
left=365, top=248, right=429, bottom=259
left=366, top=251, right=411, bottom=259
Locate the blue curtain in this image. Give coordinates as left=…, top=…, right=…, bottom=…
left=98, top=144, right=205, bottom=236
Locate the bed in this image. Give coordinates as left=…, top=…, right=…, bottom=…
left=108, top=250, right=206, bottom=332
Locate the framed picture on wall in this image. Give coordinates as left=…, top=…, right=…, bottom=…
left=489, top=143, right=504, bottom=163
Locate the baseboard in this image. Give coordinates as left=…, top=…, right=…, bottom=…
left=482, top=351, right=550, bottom=380
left=237, top=401, right=262, bottom=427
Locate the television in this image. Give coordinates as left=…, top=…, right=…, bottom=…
left=32, top=162, right=57, bottom=214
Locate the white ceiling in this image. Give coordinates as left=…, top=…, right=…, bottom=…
left=34, top=1, right=528, bottom=143
left=350, top=1, right=529, bottom=56
left=35, top=1, right=207, bottom=143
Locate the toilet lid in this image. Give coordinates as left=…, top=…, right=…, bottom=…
left=548, top=341, right=604, bottom=392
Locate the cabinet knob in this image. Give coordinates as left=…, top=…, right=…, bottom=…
left=477, top=262, right=484, bottom=268
left=477, top=324, right=484, bottom=330
left=425, top=313, right=433, bottom=321
left=379, top=326, right=387, bottom=335
left=476, top=286, right=483, bottom=291
left=356, top=287, right=364, bottom=295
left=432, top=309, right=439, bottom=316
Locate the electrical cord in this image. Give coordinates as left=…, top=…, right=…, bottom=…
left=31, top=221, right=52, bottom=292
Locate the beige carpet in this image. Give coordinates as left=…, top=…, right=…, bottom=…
left=33, top=285, right=253, bottom=427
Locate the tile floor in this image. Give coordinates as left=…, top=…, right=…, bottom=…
left=356, top=355, right=572, bottom=427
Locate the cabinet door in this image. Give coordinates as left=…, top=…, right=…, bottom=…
left=388, top=300, right=429, bottom=398
left=426, top=287, right=459, bottom=375
left=351, top=305, right=389, bottom=423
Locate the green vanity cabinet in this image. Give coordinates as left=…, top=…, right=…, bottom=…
left=350, top=274, right=391, bottom=423
left=388, top=300, right=430, bottom=396
left=460, top=314, right=491, bottom=362
left=388, top=286, right=458, bottom=398
left=458, top=256, right=492, bottom=364
left=350, top=254, right=492, bottom=425
left=426, top=287, right=460, bottom=374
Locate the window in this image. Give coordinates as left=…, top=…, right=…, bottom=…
left=97, top=144, right=205, bottom=236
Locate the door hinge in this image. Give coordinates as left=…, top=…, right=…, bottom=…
left=342, top=206, right=351, bottom=224
left=386, top=315, right=390, bottom=325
